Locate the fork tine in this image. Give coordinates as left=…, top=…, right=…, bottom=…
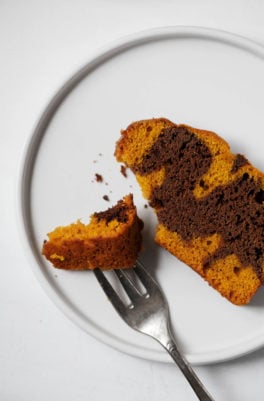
left=134, top=260, right=159, bottom=294
left=93, top=269, right=127, bottom=316
left=114, top=269, right=142, bottom=303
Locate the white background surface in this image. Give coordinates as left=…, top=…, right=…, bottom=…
left=2, top=1, right=264, bottom=400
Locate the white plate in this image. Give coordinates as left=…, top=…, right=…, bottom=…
left=17, top=26, right=264, bottom=365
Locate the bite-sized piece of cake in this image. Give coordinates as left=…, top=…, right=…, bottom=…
left=42, top=194, right=143, bottom=270
left=115, top=118, right=264, bottom=305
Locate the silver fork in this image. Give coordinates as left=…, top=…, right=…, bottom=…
left=94, top=260, right=215, bottom=401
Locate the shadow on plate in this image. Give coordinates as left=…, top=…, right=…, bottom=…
left=247, top=286, right=264, bottom=308
left=138, top=218, right=161, bottom=278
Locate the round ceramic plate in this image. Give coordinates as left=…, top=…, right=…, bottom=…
left=17, top=26, right=264, bottom=365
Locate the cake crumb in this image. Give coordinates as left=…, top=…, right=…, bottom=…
left=120, top=165, right=127, bottom=177
left=95, top=173, right=103, bottom=182
left=103, top=195, right=110, bottom=201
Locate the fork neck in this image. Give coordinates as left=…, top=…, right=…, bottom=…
left=154, top=320, right=181, bottom=355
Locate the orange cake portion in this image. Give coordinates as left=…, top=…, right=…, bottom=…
left=42, top=194, right=143, bottom=270
left=115, top=118, right=264, bottom=305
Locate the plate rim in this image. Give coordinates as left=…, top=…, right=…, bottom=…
left=16, top=25, right=264, bottom=365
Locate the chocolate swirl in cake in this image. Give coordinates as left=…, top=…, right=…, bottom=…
left=132, top=126, right=264, bottom=280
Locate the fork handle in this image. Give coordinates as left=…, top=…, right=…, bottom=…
left=160, top=335, right=214, bottom=401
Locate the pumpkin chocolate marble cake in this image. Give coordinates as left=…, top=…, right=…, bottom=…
left=115, top=118, right=264, bottom=305
left=42, top=194, right=143, bottom=270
